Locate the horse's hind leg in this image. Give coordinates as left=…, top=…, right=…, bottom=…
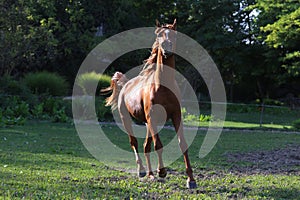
left=119, top=102, right=146, bottom=177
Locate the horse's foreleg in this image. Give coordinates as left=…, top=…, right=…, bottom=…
left=147, top=120, right=167, bottom=178
left=172, top=114, right=197, bottom=189
left=144, top=124, right=154, bottom=178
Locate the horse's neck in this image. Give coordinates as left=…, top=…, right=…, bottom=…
left=154, top=49, right=175, bottom=87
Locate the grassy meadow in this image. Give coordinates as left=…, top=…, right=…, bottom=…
left=1, top=121, right=300, bottom=199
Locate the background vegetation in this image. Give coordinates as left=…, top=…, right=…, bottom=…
left=1, top=0, right=299, bottom=102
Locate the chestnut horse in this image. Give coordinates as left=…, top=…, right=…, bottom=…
left=101, top=19, right=197, bottom=188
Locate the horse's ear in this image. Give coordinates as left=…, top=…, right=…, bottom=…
left=172, top=19, right=177, bottom=30
left=156, top=19, right=161, bottom=27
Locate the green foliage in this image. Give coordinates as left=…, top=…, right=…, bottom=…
left=72, top=96, right=112, bottom=121
left=23, top=71, right=69, bottom=96
left=76, top=72, right=111, bottom=95
left=72, top=96, right=95, bottom=120
left=41, top=97, right=71, bottom=122
left=0, top=0, right=143, bottom=78
left=96, top=98, right=113, bottom=121
left=199, top=114, right=213, bottom=122
left=254, top=0, right=300, bottom=78
left=292, top=119, right=300, bottom=130
left=0, top=75, right=25, bottom=95
left=52, top=107, right=69, bottom=123
left=31, top=103, right=47, bottom=120
left=0, top=96, right=29, bottom=126
left=0, top=94, right=71, bottom=125
left=257, top=98, right=284, bottom=106
left=0, top=75, right=38, bottom=105
left=1, top=0, right=300, bottom=101
left=181, top=107, right=212, bottom=124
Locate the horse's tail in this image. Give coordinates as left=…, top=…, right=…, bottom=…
left=100, top=72, right=128, bottom=111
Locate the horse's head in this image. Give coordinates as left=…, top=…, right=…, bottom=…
left=155, top=19, right=177, bottom=58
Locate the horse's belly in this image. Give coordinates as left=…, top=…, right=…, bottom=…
left=124, top=96, right=146, bottom=122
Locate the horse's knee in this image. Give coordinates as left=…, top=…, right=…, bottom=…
left=154, top=140, right=163, bottom=151
left=144, top=139, right=152, bottom=153
left=130, top=137, right=138, bottom=147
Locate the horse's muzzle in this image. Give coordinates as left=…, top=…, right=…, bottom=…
left=164, top=51, right=174, bottom=58
left=162, top=41, right=174, bottom=57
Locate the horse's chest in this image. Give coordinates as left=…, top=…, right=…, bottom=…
left=150, top=87, right=179, bottom=105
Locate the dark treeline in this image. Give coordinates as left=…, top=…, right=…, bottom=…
left=1, top=0, right=299, bottom=102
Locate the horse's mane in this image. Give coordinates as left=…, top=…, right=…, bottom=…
left=139, top=25, right=174, bottom=76
left=139, top=38, right=159, bottom=76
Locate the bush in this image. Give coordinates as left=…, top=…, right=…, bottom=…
left=72, top=96, right=112, bottom=121
left=0, top=96, right=29, bottom=126
left=0, top=75, right=38, bottom=105
left=76, top=72, right=111, bottom=95
left=292, top=119, right=300, bottom=130
left=96, top=97, right=113, bottom=121
left=31, top=103, right=47, bottom=120
left=52, top=107, right=69, bottom=123
left=0, top=75, right=24, bottom=95
left=23, top=71, right=69, bottom=96
left=181, top=107, right=212, bottom=123
left=40, top=97, right=71, bottom=122
left=256, top=98, right=285, bottom=106
left=0, top=94, right=71, bottom=125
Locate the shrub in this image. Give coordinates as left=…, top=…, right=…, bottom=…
left=23, top=71, right=69, bottom=96
left=292, top=119, right=300, bottom=130
left=52, top=107, right=69, bottom=123
left=181, top=107, right=212, bottom=123
left=260, top=98, right=284, bottom=106
left=0, top=96, right=29, bottom=126
left=30, top=97, right=70, bottom=122
left=0, top=75, right=24, bottom=95
left=0, top=75, right=38, bottom=105
left=96, top=97, right=112, bottom=121
left=31, top=103, right=49, bottom=120
left=76, top=72, right=111, bottom=95
left=0, top=94, right=71, bottom=125
left=72, top=96, right=112, bottom=121
left=199, top=114, right=213, bottom=122
left=72, top=96, right=95, bottom=120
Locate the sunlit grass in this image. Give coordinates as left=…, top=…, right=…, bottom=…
left=1, top=122, right=300, bottom=199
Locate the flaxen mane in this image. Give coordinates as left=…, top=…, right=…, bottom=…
left=139, top=37, right=160, bottom=76
left=140, top=24, right=175, bottom=76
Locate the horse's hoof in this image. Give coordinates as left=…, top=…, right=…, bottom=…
left=148, top=175, right=155, bottom=180
left=139, top=171, right=147, bottom=178
left=157, top=168, right=167, bottom=178
left=187, top=180, right=197, bottom=189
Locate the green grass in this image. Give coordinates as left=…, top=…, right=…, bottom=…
left=183, top=109, right=300, bottom=130
left=1, top=122, right=300, bottom=199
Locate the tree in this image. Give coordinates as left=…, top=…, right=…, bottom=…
left=172, top=0, right=263, bottom=101
left=0, top=0, right=141, bottom=80
left=254, top=0, right=300, bottom=79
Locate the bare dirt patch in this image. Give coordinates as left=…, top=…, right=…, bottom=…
left=226, top=144, right=300, bottom=174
